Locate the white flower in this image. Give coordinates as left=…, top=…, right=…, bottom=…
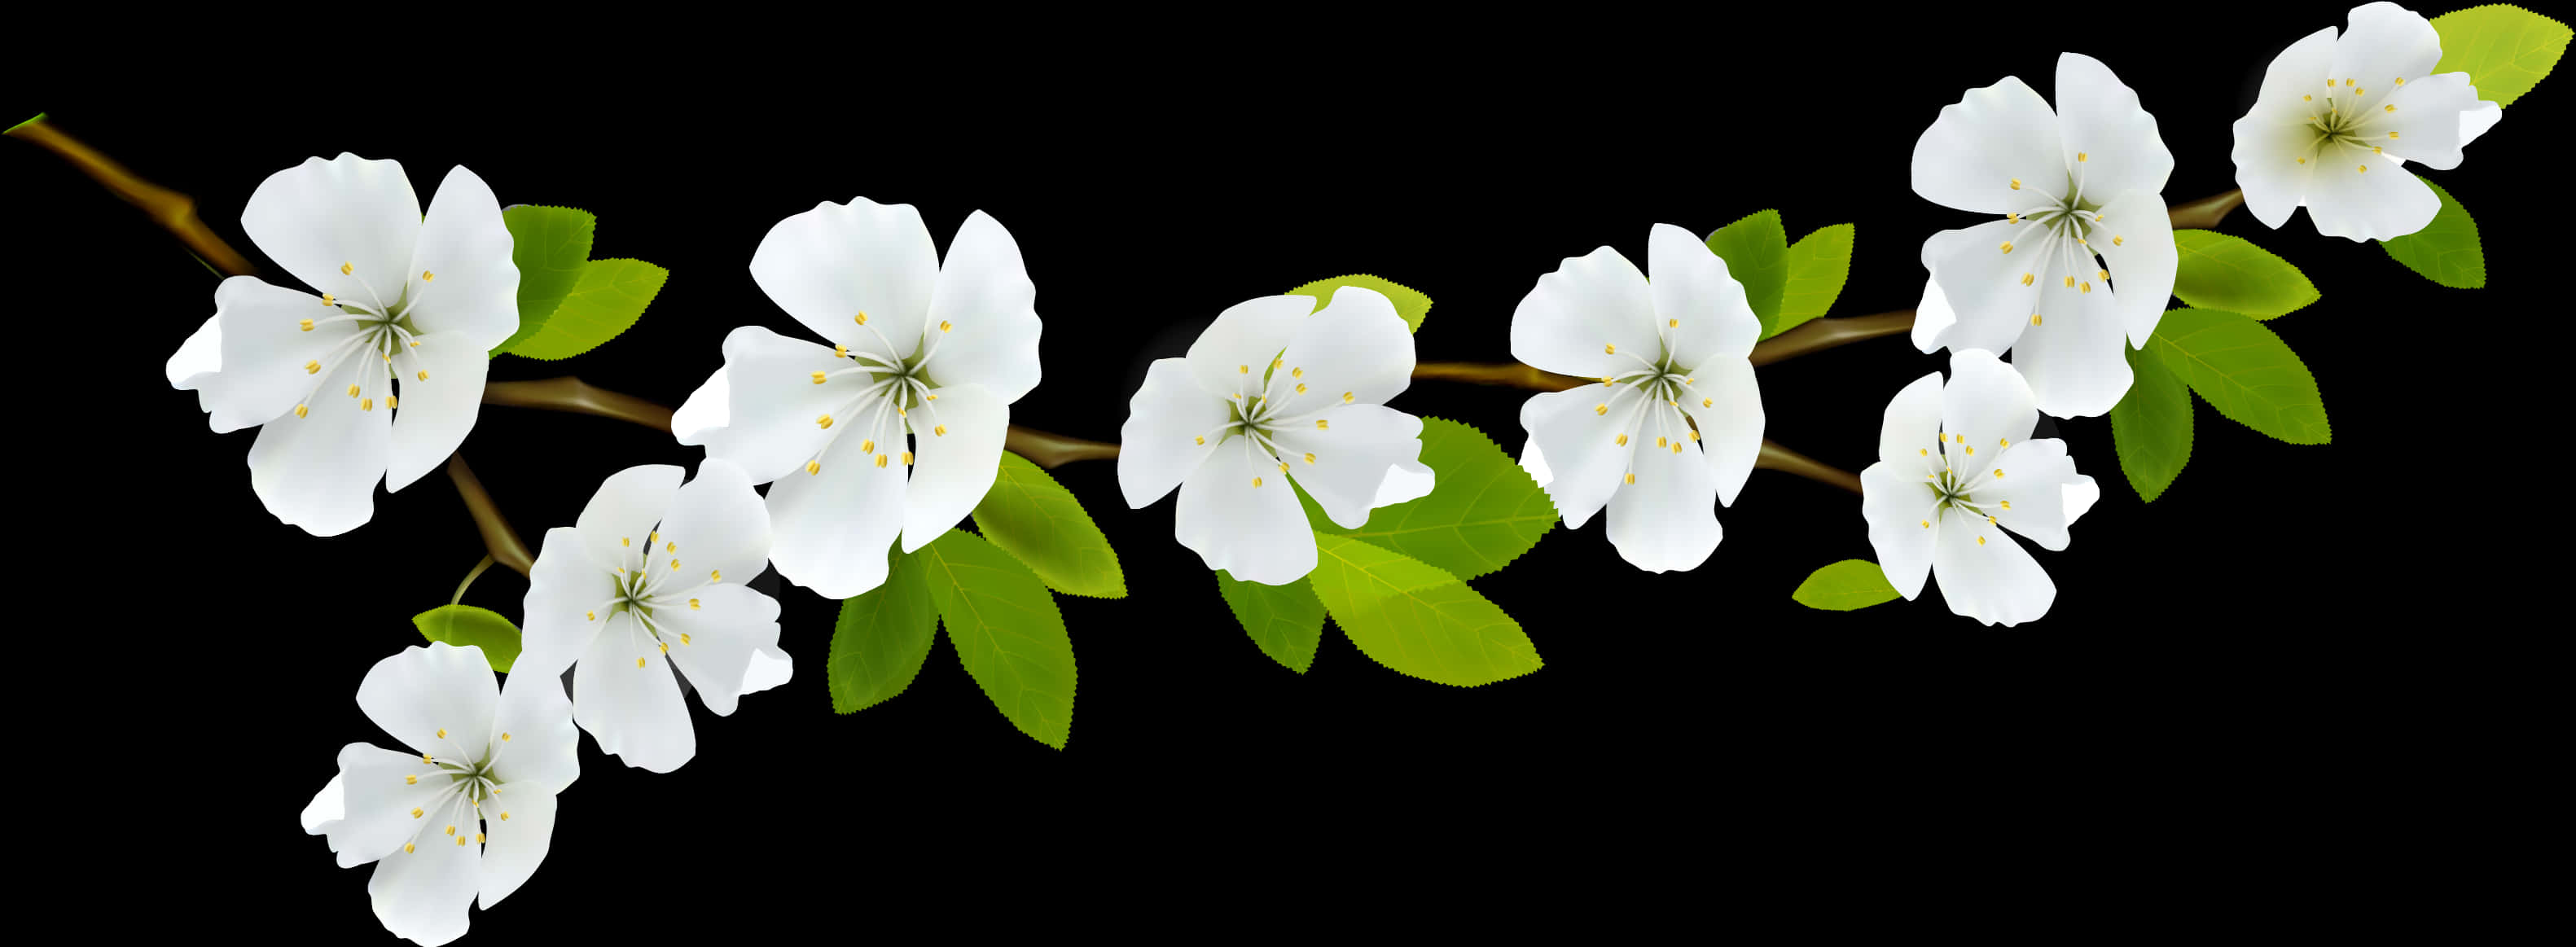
left=165, top=154, right=520, bottom=536
left=1117, top=287, right=1432, bottom=585
left=670, top=199, right=1041, bottom=598
left=1859, top=350, right=2101, bottom=627
left=1509, top=225, right=1766, bottom=573
left=2232, top=2, right=2503, bottom=240
left=1908, top=53, right=2179, bottom=419
left=513, top=459, right=785, bottom=773
left=299, top=642, right=579, bottom=946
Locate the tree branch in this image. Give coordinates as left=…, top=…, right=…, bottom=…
left=1007, top=426, right=1121, bottom=468
left=1749, top=310, right=1916, bottom=366
left=482, top=377, right=675, bottom=432
left=1755, top=441, right=1862, bottom=495
left=6, top=115, right=257, bottom=277
left=2167, top=188, right=2245, bottom=230
left=447, top=454, right=535, bottom=577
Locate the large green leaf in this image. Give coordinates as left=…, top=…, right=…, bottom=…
left=412, top=605, right=522, bottom=673
left=492, top=205, right=596, bottom=356
left=2109, top=344, right=2193, bottom=502
left=1789, top=560, right=1901, bottom=611
left=2170, top=230, right=2319, bottom=319
left=916, top=530, right=1077, bottom=749
left=971, top=454, right=1126, bottom=598
left=1306, top=533, right=1541, bottom=687
left=1215, top=571, right=1326, bottom=673
left=1772, top=223, right=1856, bottom=337
left=502, top=258, right=668, bottom=360
left=2148, top=309, right=2331, bottom=445
left=1299, top=417, right=1555, bottom=579
left=2431, top=4, right=2570, bottom=107
left=1285, top=274, right=1431, bottom=333
left=2380, top=179, right=2486, bottom=289
left=1704, top=209, right=1789, bottom=332
left=826, top=549, right=939, bottom=714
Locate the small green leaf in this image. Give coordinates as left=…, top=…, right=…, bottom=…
left=492, top=205, right=597, bottom=357
left=1772, top=223, right=1856, bottom=337
left=826, top=549, right=939, bottom=714
left=412, top=605, right=522, bottom=673
left=1704, top=209, right=1789, bottom=332
left=2431, top=3, right=2571, bottom=108
left=1215, top=571, right=1326, bottom=673
left=1285, top=274, right=1432, bottom=333
left=2170, top=230, right=2319, bottom=319
left=502, top=257, right=667, bottom=361
left=1300, top=418, right=1555, bottom=579
left=1789, top=560, right=1902, bottom=612
left=2380, top=179, right=2486, bottom=289
left=916, top=530, right=1077, bottom=749
left=2109, top=344, right=2193, bottom=502
left=1306, top=533, right=1541, bottom=687
left=2148, top=309, right=2331, bottom=445
left=972, top=454, right=1126, bottom=598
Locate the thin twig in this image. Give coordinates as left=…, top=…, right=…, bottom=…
left=1749, top=311, right=1916, bottom=367
left=1007, top=426, right=1121, bottom=468
left=448, top=454, right=535, bottom=577
left=6, top=116, right=257, bottom=276
left=2167, top=188, right=2246, bottom=230
left=483, top=378, right=674, bottom=432
left=1754, top=441, right=1862, bottom=495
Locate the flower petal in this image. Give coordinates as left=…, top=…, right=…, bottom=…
left=1507, top=246, right=1659, bottom=379
left=575, top=465, right=683, bottom=575
left=1910, top=278, right=1957, bottom=354
left=652, top=458, right=771, bottom=600
left=2052, top=52, right=2173, bottom=200
left=2011, top=276, right=2133, bottom=419
left=168, top=313, right=224, bottom=403
left=201, top=276, right=365, bottom=433
left=901, top=382, right=1010, bottom=553
left=1373, top=459, right=1437, bottom=508
left=2301, top=151, right=2439, bottom=242
left=920, top=211, right=1042, bottom=403
left=2234, top=26, right=2341, bottom=229
left=698, top=327, right=849, bottom=484
left=383, top=332, right=491, bottom=493
left=1878, top=370, right=1947, bottom=467
left=2332, top=1, right=2443, bottom=85
left=2064, top=473, right=2102, bottom=527
left=1187, top=295, right=1316, bottom=401
left=653, top=583, right=782, bottom=717
left=1648, top=223, right=1761, bottom=369
left=1942, top=349, right=2041, bottom=449
left=2090, top=191, right=2176, bottom=347
left=1518, top=436, right=1553, bottom=489
left=1174, top=436, right=1316, bottom=585
left=405, top=165, right=519, bottom=347
left=1920, top=221, right=2040, bottom=355
left=2459, top=100, right=2502, bottom=147
left=1911, top=75, right=2065, bottom=215
left=318, top=743, right=454, bottom=868
left=489, top=660, right=579, bottom=793
left=763, top=414, right=908, bottom=599
left=515, top=527, right=612, bottom=682
left=1929, top=506, right=2056, bottom=626
left=1273, top=404, right=1427, bottom=529
left=671, top=367, right=730, bottom=446
left=301, top=771, right=344, bottom=835
left=357, top=642, right=501, bottom=764
left=1117, top=357, right=1227, bottom=510
left=1981, top=436, right=2082, bottom=551
left=2376, top=70, right=2483, bottom=170
left=1517, top=387, right=1633, bottom=531
left=741, top=644, right=794, bottom=696
left=748, top=198, right=939, bottom=360
left=475, top=786, right=557, bottom=911
left=1671, top=357, right=1763, bottom=507
left=366, top=790, right=481, bottom=947
left=241, top=154, right=420, bottom=303
left=1861, top=461, right=1941, bottom=600
left=1602, top=409, right=1722, bottom=573
left=246, top=351, right=391, bottom=537
left=573, top=611, right=694, bottom=773
left=1275, top=285, right=1416, bottom=410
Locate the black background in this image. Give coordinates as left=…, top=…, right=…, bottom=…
left=11, top=11, right=2539, bottom=940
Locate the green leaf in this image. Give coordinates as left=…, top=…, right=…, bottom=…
left=2431, top=4, right=2571, bottom=108
left=1772, top=223, right=1856, bottom=337
left=2148, top=309, right=2331, bottom=445
left=1284, top=274, right=1432, bottom=333
left=2379, top=179, right=2486, bottom=289
left=411, top=605, right=522, bottom=673
left=971, top=453, right=1126, bottom=598
left=2170, top=229, right=2319, bottom=319
left=1215, top=571, right=1326, bottom=673
left=1299, top=418, right=1555, bottom=580
left=915, top=530, right=1076, bottom=749
left=1704, top=209, right=1789, bottom=333
left=491, top=206, right=597, bottom=356
left=1306, top=533, right=1542, bottom=687
left=1789, top=560, right=1902, bottom=612
left=2109, top=344, right=2193, bottom=502
left=502, top=257, right=667, bottom=360
left=826, top=549, right=939, bottom=714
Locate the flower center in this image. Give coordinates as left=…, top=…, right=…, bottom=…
left=1917, top=432, right=2013, bottom=524
left=1586, top=322, right=1714, bottom=488
left=289, top=263, right=437, bottom=421
left=1203, top=356, right=1341, bottom=485
left=1997, top=169, right=2116, bottom=303
left=2297, top=76, right=2400, bottom=175
left=583, top=528, right=717, bottom=660
left=396, top=727, right=507, bottom=855
left=796, top=314, right=965, bottom=476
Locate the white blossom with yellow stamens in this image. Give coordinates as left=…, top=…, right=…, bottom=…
left=512, top=460, right=787, bottom=773
left=299, top=642, right=579, bottom=946
left=2232, top=2, right=2503, bottom=241
left=1510, top=225, right=1766, bottom=574
left=165, top=154, right=519, bottom=537
left=1117, top=287, right=1434, bottom=585
left=1860, top=349, right=2100, bottom=627
left=669, top=199, right=1042, bottom=599
left=1907, top=53, right=2179, bottom=419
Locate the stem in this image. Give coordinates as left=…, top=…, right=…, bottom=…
left=5, top=115, right=257, bottom=277
left=448, top=454, right=536, bottom=577
left=482, top=378, right=674, bottom=432
left=1006, top=425, right=1121, bottom=468
left=2167, top=188, right=2245, bottom=230
left=451, top=555, right=497, bottom=606
left=1753, top=441, right=1862, bottom=495
left=1748, top=310, right=1916, bottom=367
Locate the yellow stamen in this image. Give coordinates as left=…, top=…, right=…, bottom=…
left=2098, top=269, right=2109, bottom=281
left=412, top=808, right=423, bottom=818
left=347, top=384, right=361, bottom=397
left=2021, top=273, right=2034, bottom=287
left=1616, top=434, right=1629, bottom=446
left=1341, top=392, right=1354, bottom=403
left=902, top=451, right=915, bottom=466
left=1316, top=419, right=1329, bottom=430
left=1595, top=404, right=1608, bottom=416
left=2358, top=164, right=2368, bottom=173
left=2000, top=500, right=2011, bottom=509
left=500, top=812, right=510, bottom=821
left=446, top=825, right=457, bottom=836
left=2000, top=241, right=2014, bottom=254
left=305, top=359, right=320, bottom=375
left=2388, top=131, right=2398, bottom=139
left=1193, top=436, right=1205, bottom=445
left=812, top=370, right=827, bottom=384
left=934, top=425, right=947, bottom=436
left=875, top=454, right=889, bottom=468
left=854, top=311, right=869, bottom=325
left=1922, top=520, right=1931, bottom=528
left=294, top=404, right=309, bottom=419
left=638, top=656, right=647, bottom=668
left=1977, top=535, right=1986, bottom=546
left=1239, top=364, right=1249, bottom=374
left=1656, top=436, right=1667, bottom=447
left=1701, top=397, right=1713, bottom=407
left=405, top=844, right=415, bottom=853
left=321, top=294, right=335, bottom=307
left=711, top=569, right=722, bottom=581
left=2032, top=313, right=2043, bottom=326
left=417, top=370, right=429, bottom=380
left=2065, top=275, right=2076, bottom=287
left=1964, top=445, right=1973, bottom=455
left=1624, top=472, right=1636, bottom=484
left=2113, top=235, right=2124, bottom=246
left=817, top=414, right=834, bottom=429
left=688, top=601, right=700, bottom=612
left=1604, top=344, right=1616, bottom=355
left=422, top=271, right=434, bottom=282
left=1292, top=367, right=1303, bottom=379
left=1252, top=476, right=1264, bottom=488
left=1277, top=461, right=1288, bottom=474
left=1687, top=429, right=1699, bottom=441
left=1668, top=318, right=1679, bottom=327
left=939, top=320, right=952, bottom=332
left=1295, top=384, right=1307, bottom=393
left=835, top=343, right=848, bottom=358
left=1304, top=452, right=1316, bottom=464
left=300, top=318, right=314, bottom=331
left=2077, top=151, right=2087, bottom=162
left=1993, top=468, right=2003, bottom=477
left=2009, top=178, right=2021, bottom=190
left=406, top=775, right=417, bottom=785
left=586, top=611, right=595, bottom=621
left=2080, top=283, right=2092, bottom=294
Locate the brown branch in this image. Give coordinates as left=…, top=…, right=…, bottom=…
left=6, top=116, right=257, bottom=277
left=447, top=454, right=535, bottom=577
left=1411, top=362, right=1593, bottom=391
left=1749, top=310, right=1916, bottom=367
left=2167, top=188, right=2245, bottom=230
left=1007, top=425, right=1121, bottom=468
left=1755, top=440, right=1862, bottom=495
left=483, top=378, right=675, bottom=432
